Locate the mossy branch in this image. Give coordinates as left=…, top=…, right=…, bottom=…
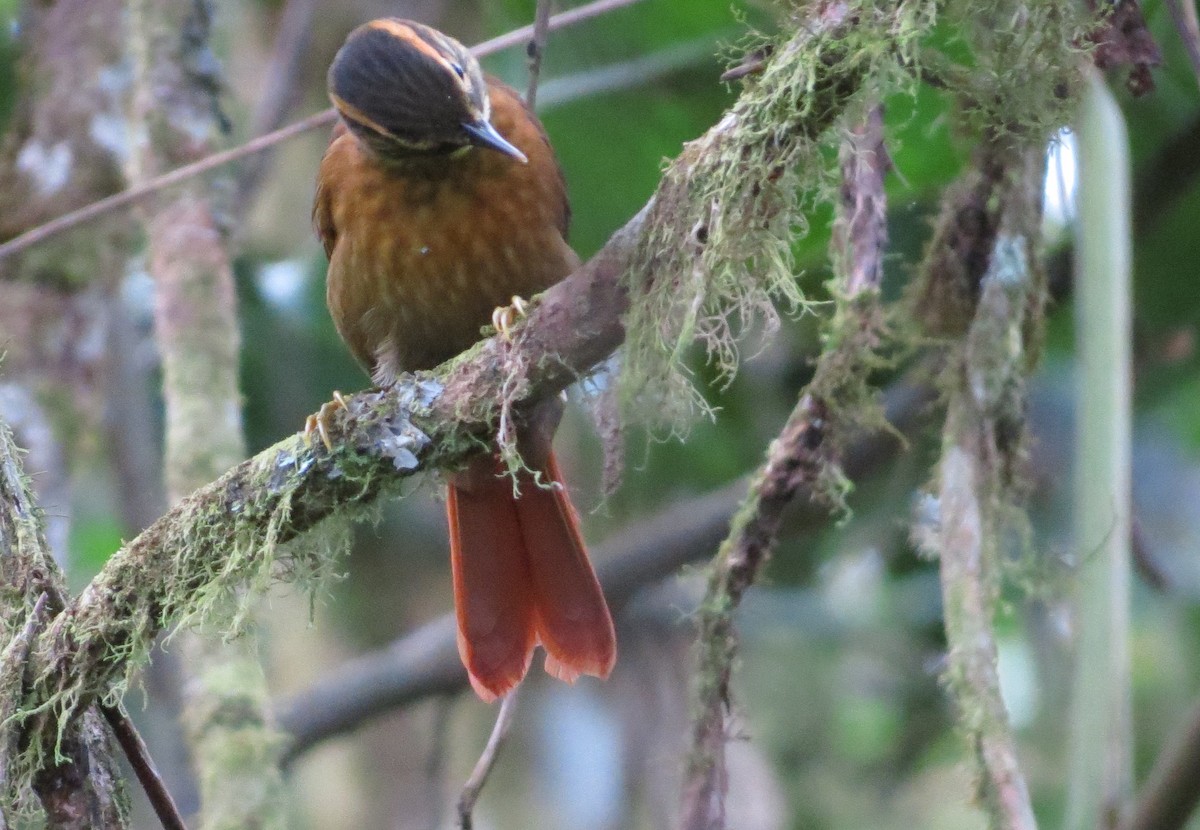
left=906, top=4, right=1078, bottom=822
left=679, top=391, right=831, bottom=830
left=7, top=1, right=927, bottom=793
left=620, top=0, right=928, bottom=430
left=277, top=378, right=938, bottom=763
left=0, top=421, right=128, bottom=827
left=679, top=90, right=895, bottom=830
left=131, top=0, right=287, bottom=823
left=912, top=135, right=1045, bottom=827
left=18, top=207, right=636, bottom=741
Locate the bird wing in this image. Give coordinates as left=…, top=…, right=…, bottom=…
left=312, top=123, right=351, bottom=261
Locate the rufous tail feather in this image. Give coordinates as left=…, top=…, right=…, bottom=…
left=447, top=452, right=616, bottom=701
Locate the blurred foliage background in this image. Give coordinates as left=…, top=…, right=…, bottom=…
left=2, top=0, right=1200, bottom=828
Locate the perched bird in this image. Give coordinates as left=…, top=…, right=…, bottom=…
left=312, top=19, right=616, bottom=701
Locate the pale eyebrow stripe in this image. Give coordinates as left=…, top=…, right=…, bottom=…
left=367, top=19, right=454, bottom=73
left=329, top=93, right=396, bottom=140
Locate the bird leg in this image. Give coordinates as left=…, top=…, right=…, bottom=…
left=303, top=390, right=349, bottom=450
left=491, top=295, right=529, bottom=341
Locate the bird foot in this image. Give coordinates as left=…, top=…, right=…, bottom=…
left=491, top=296, right=529, bottom=341
left=303, top=391, right=349, bottom=451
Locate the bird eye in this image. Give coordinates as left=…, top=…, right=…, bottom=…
left=450, top=63, right=466, bottom=79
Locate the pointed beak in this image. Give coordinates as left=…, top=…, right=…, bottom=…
left=462, top=119, right=528, bottom=163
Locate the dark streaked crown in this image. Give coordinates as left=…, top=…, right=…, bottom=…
left=328, top=20, right=523, bottom=162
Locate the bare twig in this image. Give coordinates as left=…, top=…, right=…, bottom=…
left=471, top=0, right=642, bottom=56
left=538, top=35, right=721, bottom=110
left=457, top=689, right=520, bottom=830
left=720, top=46, right=771, bottom=82
left=526, top=0, right=553, bottom=108
left=424, top=697, right=454, bottom=830
left=0, top=110, right=334, bottom=262
left=100, top=706, right=187, bottom=830
left=0, top=0, right=645, bottom=263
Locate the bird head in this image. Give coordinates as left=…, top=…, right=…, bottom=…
left=328, top=19, right=527, bottom=164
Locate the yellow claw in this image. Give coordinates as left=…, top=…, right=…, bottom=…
left=491, top=295, right=529, bottom=341
left=303, top=391, right=349, bottom=451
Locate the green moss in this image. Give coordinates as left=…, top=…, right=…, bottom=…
left=618, top=3, right=931, bottom=434
left=3, top=435, right=350, bottom=790
left=941, top=0, right=1087, bottom=145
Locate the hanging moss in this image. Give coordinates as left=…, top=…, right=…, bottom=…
left=618, top=2, right=932, bottom=434
left=3, top=383, right=433, bottom=789
left=941, top=0, right=1087, bottom=145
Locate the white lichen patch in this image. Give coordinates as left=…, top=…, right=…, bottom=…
left=90, top=64, right=134, bottom=163
left=16, top=140, right=73, bottom=196
left=90, top=113, right=130, bottom=163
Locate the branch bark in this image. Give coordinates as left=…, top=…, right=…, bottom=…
left=678, top=395, right=830, bottom=830
left=0, top=422, right=127, bottom=828
left=679, top=100, right=890, bottom=830
left=1122, top=696, right=1200, bottom=830
left=934, top=351, right=1037, bottom=830
left=7, top=7, right=899, bottom=808
left=456, top=689, right=520, bottom=829
left=129, top=0, right=288, bottom=824
left=913, top=130, right=1046, bottom=830
left=273, top=373, right=932, bottom=762
left=911, top=113, right=1047, bottom=830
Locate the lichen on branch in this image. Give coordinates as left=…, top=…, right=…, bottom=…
left=912, top=139, right=1048, bottom=830
left=916, top=231, right=1041, bottom=830
left=619, top=0, right=930, bottom=431
left=5, top=201, right=639, bottom=783
left=0, top=421, right=128, bottom=827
